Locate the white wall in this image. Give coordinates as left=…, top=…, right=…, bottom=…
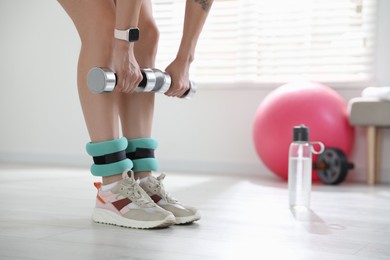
left=0, top=0, right=389, bottom=183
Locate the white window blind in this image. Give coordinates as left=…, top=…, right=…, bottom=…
left=152, top=0, right=377, bottom=85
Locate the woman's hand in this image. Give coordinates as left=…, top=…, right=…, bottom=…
left=164, top=58, right=191, bottom=98
left=112, top=39, right=143, bottom=93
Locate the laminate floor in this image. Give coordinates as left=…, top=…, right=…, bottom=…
left=0, top=164, right=389, bottom=260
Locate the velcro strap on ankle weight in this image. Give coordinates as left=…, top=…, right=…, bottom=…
left=126, top=138, right=158, bottom=172
left=126, top=148, right=155, bottom=160
left=93, top=151, right=127, bottom=164
left=86, top=137, right=133, bottom=177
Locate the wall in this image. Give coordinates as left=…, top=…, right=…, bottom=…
left=0, top=0, right=389, bottom=183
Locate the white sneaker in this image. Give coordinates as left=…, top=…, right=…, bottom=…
left=139, top=173, right=201, bottom=224
left=92, top=170, right=175, bottom=229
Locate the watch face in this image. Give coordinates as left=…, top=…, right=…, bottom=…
left=128, top=29, right=140, bottom=42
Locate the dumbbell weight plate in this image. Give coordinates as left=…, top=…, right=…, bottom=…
left=316, top=148, right=349, bottom=185
left=87, top=67, right=116, bottom=94
left=151, top=69, right=171, bottom=94
left=135, top=68, right=156, bottom=93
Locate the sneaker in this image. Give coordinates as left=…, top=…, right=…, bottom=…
left=139, top=173, right=201, bottom=224
left=92, top=170, right=175, bottom=229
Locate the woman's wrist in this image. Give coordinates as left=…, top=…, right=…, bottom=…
left=114, top=38, right=135, bottom=50
left=176, top=50, right=194, bottom=64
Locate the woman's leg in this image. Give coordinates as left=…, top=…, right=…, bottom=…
left=58, top=0, right=123, bottom=184
left=58, top=0, right=176, bottom=229
left=117, top=1, right=200, bottom=224
left=119, top=0, right=159, bottom=179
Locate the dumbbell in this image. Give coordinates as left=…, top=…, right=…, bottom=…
left=87, top=67, right=196, bottom=99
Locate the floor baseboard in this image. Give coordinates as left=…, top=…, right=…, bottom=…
left=0, top=152, right=388, bottom=184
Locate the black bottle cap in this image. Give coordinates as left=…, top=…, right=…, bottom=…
left=293, top=125, right=309, bottom=142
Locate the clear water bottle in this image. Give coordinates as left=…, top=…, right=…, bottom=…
left=288, top=125, right=313, bottom=210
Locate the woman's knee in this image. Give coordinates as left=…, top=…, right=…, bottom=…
left=135, top=20, right=159, bottom=65
left=140, top=20, right=159, bottom=50
left=59, top=0, right=115, bottom=50
left=81, top=25, right=114, bottom=53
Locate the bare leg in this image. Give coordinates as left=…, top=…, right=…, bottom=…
left=119, top=0, right=159, bottom=179
left=58, top=0, right=121, bottom=184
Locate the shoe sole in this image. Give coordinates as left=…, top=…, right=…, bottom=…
left=175, top=212, right=201, bottom=225
left=92, top=208, right=176, bottom=229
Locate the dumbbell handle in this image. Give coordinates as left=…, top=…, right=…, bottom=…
left=87, top=67, right=196, bottom=99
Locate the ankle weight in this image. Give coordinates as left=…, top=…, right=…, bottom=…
left=86, top=137, right=133, bottom=177
left=126, top=138, right=159, bottom=172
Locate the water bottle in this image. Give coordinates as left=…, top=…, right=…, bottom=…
left=288, top=125, right=323, bottom=210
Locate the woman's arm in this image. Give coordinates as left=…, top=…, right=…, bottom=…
left=177, top=0, right=213, bottom=64
left=115, top=0, right=143, bottom=29
left=112, top=0, right=144, bottom=93
left=165, top=0, right=214, bottom=97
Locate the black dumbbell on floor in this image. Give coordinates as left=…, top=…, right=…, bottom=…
left=87, top=67, right=196, bottom=99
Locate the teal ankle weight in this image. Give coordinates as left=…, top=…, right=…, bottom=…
left=126, top=138, right=159, bottom=172
left=86, top=137, right=133, bottom=177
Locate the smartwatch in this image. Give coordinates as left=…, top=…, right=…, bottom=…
left=114, top=28, right=140, bottom=42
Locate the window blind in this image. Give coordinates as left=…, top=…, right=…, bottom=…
left=152, top=0, right=377, bottom=84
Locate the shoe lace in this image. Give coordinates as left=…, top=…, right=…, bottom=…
left=120, top=170, right=155, bottom=207
left=153, top=173, right=178, bottom=203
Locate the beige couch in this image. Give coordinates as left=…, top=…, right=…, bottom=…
left=348, top=97, right=390, bottom=185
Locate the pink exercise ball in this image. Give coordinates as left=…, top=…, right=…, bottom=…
left=253, top=81, right=354, bottom=181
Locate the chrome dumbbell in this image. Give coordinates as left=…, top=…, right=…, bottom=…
left=87, top=67, right=196, bottom=99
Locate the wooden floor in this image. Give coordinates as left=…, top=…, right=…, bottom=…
left=0, top=164, right=389, bottom=260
